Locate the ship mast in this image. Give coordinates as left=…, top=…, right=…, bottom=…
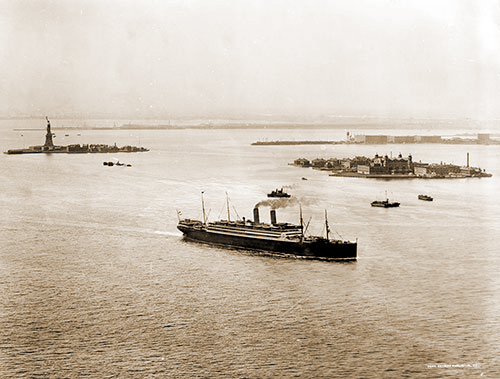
left=201, top=191, right=206, bottom=225
left=299, top=204, right=304, bottom=238
left=226, top=192, right=230, bottom=222
left=325, top=210, right=330, bottom=240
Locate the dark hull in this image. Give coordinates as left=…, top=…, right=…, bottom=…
left=371, top=201, right=400, bottom=208
left=177, top=224, right=356, bottom=260
left=418, top=195, right=433, bottom=201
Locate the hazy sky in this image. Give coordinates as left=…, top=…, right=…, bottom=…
left=1, top=0, right=500, bottom=119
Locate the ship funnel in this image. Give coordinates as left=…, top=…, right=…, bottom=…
left=253, top=207, right=260, bottom=224
left=270, top=209, right=277, bottom=225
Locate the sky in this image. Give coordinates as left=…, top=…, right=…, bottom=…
left=1, top=0, right=500, bottom=120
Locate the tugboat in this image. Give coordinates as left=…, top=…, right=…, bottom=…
left=418, top=194, right=433, bottom=201
left=371, top=192, right=400, bottom=208
left=370, top=199, right=400, bottom=208
left=103, top=160, right=132, bottom=167
left=267, top=188, right=291, bottom=198
left=177, top=193, right=357, bottom=260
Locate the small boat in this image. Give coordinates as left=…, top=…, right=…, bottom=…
left=267, top=188, right=291, bottom=198
left=371, top=191, right=399, bottom=208
left=371, top=192, right=400, bottom=207
left=418, top=194, right=433, bottom=201
left=301, top=177, right=308, bottom=180
left=371, top=199, right=400, bottom=208
left=104, top=160, right=131, bottom=167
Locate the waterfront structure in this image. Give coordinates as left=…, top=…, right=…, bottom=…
left=419, top=135, right=443, bottom=143
left=293, top=158, right=311, bottom=167
left=477, top=134, right=491, bottom=144
left=291, top=153, right=492, bottom=178
left=253, top=133, right=498, bottom=145
left=365, top=135, right=388, bottom=144
left=353, top=153, right=413, bottom=175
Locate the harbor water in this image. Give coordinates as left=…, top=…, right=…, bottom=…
left=1, top=119, right=499, bottom=377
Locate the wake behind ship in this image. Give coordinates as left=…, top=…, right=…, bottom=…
left=177, top=203, right=357, bottom=260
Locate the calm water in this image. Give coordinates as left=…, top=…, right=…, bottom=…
left=1, top=119, right=499, bottom=377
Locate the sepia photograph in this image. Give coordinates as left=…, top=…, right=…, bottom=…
left=1, top=0, right=499, bottom=377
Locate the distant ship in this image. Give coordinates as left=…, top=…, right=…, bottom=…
left=371, top=199, right=400, bottom=208
left=103, top=161, right=132, bottom=167
left=371, top=191, right=400, bottom=208
left=177, top=194, right=357, bottom=260
left=418, top=194, right=433, bottom=201
left=267, top=188, right=291, bottom=198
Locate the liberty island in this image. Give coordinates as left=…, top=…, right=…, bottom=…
left=5, top=117, right=149, bottom=154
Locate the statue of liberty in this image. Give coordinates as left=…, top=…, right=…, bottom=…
left=44, top=116, right=54, bottom=148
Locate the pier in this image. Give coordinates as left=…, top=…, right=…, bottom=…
left=253, top=132, right=500, bottom=146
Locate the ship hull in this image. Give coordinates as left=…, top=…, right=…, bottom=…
left=177, top=224, right=356, bottom=260
left=371, top=201, right=400, bottom=208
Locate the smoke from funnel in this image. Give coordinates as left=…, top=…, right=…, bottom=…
left=254, top=197, right=301, bottom=210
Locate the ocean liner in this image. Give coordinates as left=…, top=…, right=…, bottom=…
left=177, top=195, right=357, bottom=260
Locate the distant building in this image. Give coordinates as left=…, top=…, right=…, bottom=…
left=351, top=156, right=370, bottom=167
left=414, top=166, right=427, bottom=176
left=294, top=158, right=310, bottom=167
left=428, top=163, right=461, bottom=176
left=365, top=135, right=388, bottom=144
left=477, top=134, right=490, bottom=144
left=394, top=135, right=417, bottom=143
left=311, top=158, right=327, bottom=168
left=413, top=162, right=430, bottom=176
left=419, top=135, right=442, bottom=143
left=325, top=158, right=342, bottom=169
left=357, top=165, right=370, bottom=175
left=354, top=135, right=366, bottom=143
left=362, top=153, right=413, bottom=175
